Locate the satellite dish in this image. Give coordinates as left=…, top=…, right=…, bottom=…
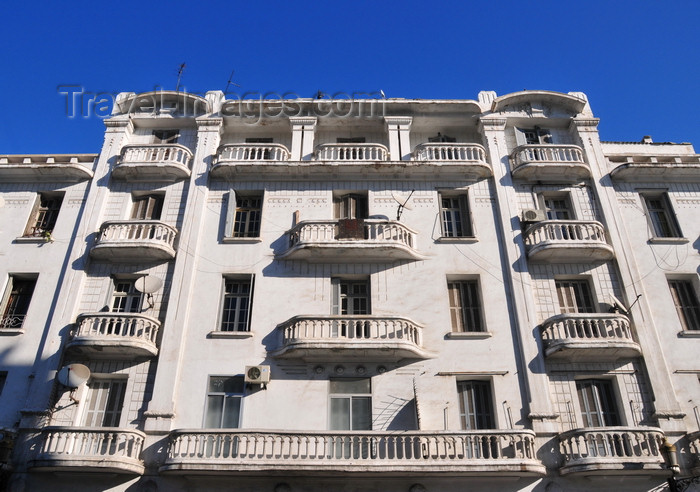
left=609, top=294, right=629, bottom=315
left=57, top=364, right=91, bottom=389
left=135, top=275, right=163, bottom=294
left=391, top=191, right=414, bottom=211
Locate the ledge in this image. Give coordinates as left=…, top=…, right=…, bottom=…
left=0, top=329, right=24, bottom=336
left=221, top=237, right=263, bottom=244
left=435, top=236, right=479, bottom=244
left=208, top=331, right=254, bottom=339
left=678, top=330, right=700, bottom=338
left=445, top=332, right=493, bottom=339
left=13, top=236, right=52, bottom=244
left=648, top=237, right=690, bottom=245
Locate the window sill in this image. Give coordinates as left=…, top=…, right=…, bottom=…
left=678, top=330, right=700, bottom=338
left=445, top=331, right=492, bottom=340
left=208, top=331, right=254, bottom=339
left=435, top=236, right=478, bottom=244
left=0, top=328, right=25, bottom=336
left=14, top=237, right=51, bottom=244
left=222, top=237, right=262, bottom=244
left=648, top=237, right=689, bottom=245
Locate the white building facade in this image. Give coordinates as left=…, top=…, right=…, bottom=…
left=0, top=90, right=699, bottom=492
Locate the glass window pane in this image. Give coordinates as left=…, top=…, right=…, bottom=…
left=205, top=395, right=224, bottom=428
left=330, top=397, right=350, bottom=430
left=352, top=397, right=372, bottom=430
left=330, top=378, right=371, bottom=394
left=222, top=396, right=242, bottom=428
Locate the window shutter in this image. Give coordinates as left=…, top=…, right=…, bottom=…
left=331, top=278, right=341, bottom=315
left=24, top=195, right=42, bottom=236
left=245, top=274, right=255, bottom=331
left=225, top=189, right=237, bottom=237
left=0, top=277, right=14, bottom=317
left=514, top=128, right=528, bottom=146
left=459, top=195, right=473, bottom=237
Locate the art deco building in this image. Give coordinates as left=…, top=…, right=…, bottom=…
left=0, top=89, right=698, bottom=492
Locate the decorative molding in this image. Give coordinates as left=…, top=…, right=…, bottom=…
left=436, top=371, right=508, bottom=376
left=289, top=116, right=317, bottom=128
left=384, top=116, right=413, bottom=128
left=478, top=117, right=507, bottom=131
left=570, top=117, right=600, bottom=131
left=196, top=117, right=223, bottom=128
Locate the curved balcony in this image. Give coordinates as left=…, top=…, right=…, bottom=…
left=112, top=144, right=193, bottom=182
left=30, top=427, right=145, bottom=475
left=0, top=154, right=95, bottom=182
left=412, top=143, right=492, bottom=179
left=270, top=315, right=431, bottom=361
left=161, top=429, right=544, bottom=476
left=315, top=143, right=388, bottom=161
left=210, top=143, right=290, bottom=179
left=90, top=220, right=177, bottom=262
left=610, top=160, right=700, bottom=183
left=541, top=313, right=641, bottom=361
left=511, top=144, right=589, bottom=182
left=559, top=427, right=667, bottom=476
left=278, top=219, right=424, bottom=262
left=67, top=313, right=160, bottom=357
left=524, top=220, right=614, bottom=262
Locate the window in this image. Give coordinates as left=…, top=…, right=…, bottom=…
left=82, top=378, right=127, bottom=427
left=225, top=190, right=262, bottom=238
left=576, top=380, right=620, bottom=427
left=130, top=194, right=163, bottom=221
left=541, top=195, right=573, bottom=220
left=457, top=381, right=494, bottom=430
left=24, top=193, right=63, bottom=238
left=329, top=378, right=372, bottom=431
left=428, top=133, right=457, bottom=143
left=334, top=193, right=368, bottom=220
left=331, top=278, right=370, bottom=338
left=220, top=277, right=253, bottom=332
left=447, top=280, right=483, bottom=332
left=204, top=376, right=244, bottom=428
left=641, top=192, right=682, bottom=238
left=668, top=279, right=700, bottom=331
left=152, top=130, right=179, bottom=144
left=556, top=279, right=595, bottom=314
left=515, top=127, right=552, bottom=145
left=0, top=276, right=37, bottom=330
left=111, top=279, right=143, bottom=313
left=440, top=193, right=473, bottom=238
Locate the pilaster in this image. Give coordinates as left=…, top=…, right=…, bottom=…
left=385, top=116, right=413, bottom=160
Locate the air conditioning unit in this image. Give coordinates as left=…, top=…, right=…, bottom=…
left=521, top=208, right=547, bottom=223
left=245, top=365, right=270, bottom=385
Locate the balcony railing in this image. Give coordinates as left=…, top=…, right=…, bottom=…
left=540, top=313, right=641, bottom=360
left=31, top=427, right=145, bottom=475
left=161, top=429, right=545, bottom=476
left=279, top=219, right=424, bottom=262
left=67, top=313, right=160, bottom=357
left=524, top=220, right=614, bottom=262
left=271, top=315, right=430, bottom=361
left=217, top=143, right=290, bottom=162
left=90, top=220, right=177, bottom=262
left=510, top=144, right=589, bottom=182
left=689, top=430, right=700, bottom=475
left=559, top=427, right=666, bottom=476
left=113, top=144, right=193, bottom=181
left=413, top=143, right=486, bottom=162
left=0, top=154, right=95, bottom=182
left=315, top=143, right=389, bottom=161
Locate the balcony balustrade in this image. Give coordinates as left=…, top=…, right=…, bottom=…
left=30, top=427, right=145, bottom=475
left=559, top=427, right=667, bottom=476
left=160, top=429, right=545, bottom=476
left=510, top=144, right=589, bottom=182
left=90, top=220, right=177, bottom=262
left=210, top=143, right=290, bottom=179
left=278, top=219, right=424, bottom=262
left=689, top=430, right=700, bottom=475
left=0, top=154, right=95, bottom=182
left=411, top=143, right=492, bottom=179
left=113, top=144, right=193, bottom=181
left=540, top=313, right=641, bottom=361
left=67, top=313, right=160, bottom=357
left=524, top=220, right=614, bottom=262
left=271, top=315, right=431, bottom=361
left=315, top=143, right=389, bottom=161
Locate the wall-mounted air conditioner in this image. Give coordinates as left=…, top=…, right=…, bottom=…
left=521, top=208, right=547, bottom=223
left=245, top=365, right=271, bottom=385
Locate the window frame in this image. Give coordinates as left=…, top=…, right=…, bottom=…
left=203, top=375, right=245, bottom=429
left=538, top=193, right=575, bottom=220
left=555, top=278, right=597, bottom=314
left=333, top=192, right=368, bottom=220
left=130, top=193, right=164, bottom=221
left=640, top=191, right=683, bottom=239
left=515, top=127, right=553, bottom=146
left=109, top=278, right=144, bottom=314
left=23, top=192, right=64, bottom=239
left=457, top=380, right=495, bottom=430
left=447, top=278, right=485, bottom=333
left=0, top=275, right=37, bottom=332
left=668, top=277, right=700, bottom=332
left=575, top=379, right=622, bottom=428
left=328, top=378, right=372, bottom=431
left=224, top=190, right=263, bottom=240
left=80, top=376, right=128, bottom=428
left=438, top=191, right=474, bottom=239
left=218, top=275, right=255, bottom=333
left=152, top=130, right=179, bottom=144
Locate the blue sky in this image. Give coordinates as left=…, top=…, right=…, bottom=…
left=1, top=0, right=698, bottom=154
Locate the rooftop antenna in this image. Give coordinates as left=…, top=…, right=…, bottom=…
left=175, top=63, right=186, bottom=91
left=392, top=189, right=415, bottom=220
left=224, top=69, right=240, bottom=94
left=380, top=90, right=386, bottom=99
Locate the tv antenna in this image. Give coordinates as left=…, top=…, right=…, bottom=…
left=225, top=69, right=241, bottom=94
left=392, top=190, right=415, bottom=220
left=175, top=63, right=186, bottom=91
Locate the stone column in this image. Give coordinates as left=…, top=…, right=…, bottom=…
left=385, top=116, right=413, bottom=160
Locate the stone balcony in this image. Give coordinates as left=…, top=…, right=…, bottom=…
left=112, top=144, right=193, bottom=181
left=315, top=143, right=389, bottom=161
left=689, top=430, right=700, bottom=476
left=210, top=143, right=290, bottom=179
left=67, top=313, right=160, bottom=357
left=30, top=427, right=145, bottom=475
left=540, top=313, right=641, bottom=361
left=558, top=427, right=667, bottom=476
left=277, top=219, right=424, bottom=262
left=524, top=220, right=614, bottom=262
left=270, top=315, right=431, bottom=361
left=160, top=429, right=545, bottom=477
left=510, top=144, right=589, bottom=182
left=90, top=220, right=177, bottom=262
left=412, top=143, right=492, bottom=179
left=0, top=154, right=95, bottom=182
left=610, top=156, right=700, bottom=182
